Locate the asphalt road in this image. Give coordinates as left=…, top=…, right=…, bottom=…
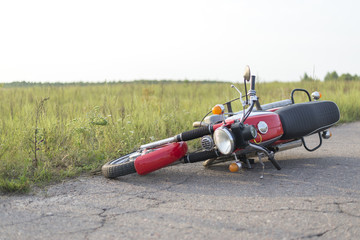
left=1, top=122, right=360, bottom=239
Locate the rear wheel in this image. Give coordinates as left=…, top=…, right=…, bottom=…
left=102, top=152, right=140, bottom=178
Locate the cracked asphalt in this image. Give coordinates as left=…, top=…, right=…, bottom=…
left=1, top=122, right=360, bottom=239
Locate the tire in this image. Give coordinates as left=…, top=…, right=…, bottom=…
left=102, top=153, right=139, bottom=178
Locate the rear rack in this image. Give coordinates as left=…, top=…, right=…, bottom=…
left=291, top=88, right=312, bottom=104
left=291, top=88, right=321, bottom=151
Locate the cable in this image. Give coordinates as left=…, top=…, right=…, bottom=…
left=199, top=110, right=212, bottom=127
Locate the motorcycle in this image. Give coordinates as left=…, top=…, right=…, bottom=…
left=102, top=66, right=340, bottom=178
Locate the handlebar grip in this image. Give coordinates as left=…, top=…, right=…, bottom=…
left=250, top=75, right=256, bottom=91
left=184, top=150, right=220, bottom=163
left=176, top=126, right=213, bottom=142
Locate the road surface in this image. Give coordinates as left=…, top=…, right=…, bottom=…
left=1, top=122, right=360, bottom=239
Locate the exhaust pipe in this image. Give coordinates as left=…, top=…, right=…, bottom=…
left=275, top=140, right=303, bottom=152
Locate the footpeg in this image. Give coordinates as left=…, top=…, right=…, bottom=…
left=268, top=155, right=281, bottom=170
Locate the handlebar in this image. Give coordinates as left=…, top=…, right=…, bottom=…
left=183, top=150, right=220, bottom=163
left=250, top=75, right=256, bottom=91
left=141, top=125, right=214, bottom=149
left=176, top=125, right=214, bottom=142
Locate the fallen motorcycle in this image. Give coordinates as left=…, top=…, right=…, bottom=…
left=102, top=66, right=340, bottom=178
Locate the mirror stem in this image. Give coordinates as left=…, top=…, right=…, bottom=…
left=244, top=78, right=249, bottom=105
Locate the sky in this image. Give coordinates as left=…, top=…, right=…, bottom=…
left=0, top=0, right=359, bottom=83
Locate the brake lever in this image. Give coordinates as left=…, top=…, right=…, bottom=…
left=231, top=85, right=246, bottom=108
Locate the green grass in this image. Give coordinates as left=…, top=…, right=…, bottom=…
left=0, top=80, right=359, bottom=193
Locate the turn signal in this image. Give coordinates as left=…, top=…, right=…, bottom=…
left=322, top=130, right=332, bottom=139
left=311, top=91, right=322, bottom=100
left=229, top=162, right=241, bottom=172
left=212, top=104, right=225, bottom=115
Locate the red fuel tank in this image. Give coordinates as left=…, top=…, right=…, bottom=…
left=243, top=112, right=283, bottom=144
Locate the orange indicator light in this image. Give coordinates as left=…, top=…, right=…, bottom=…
left=229, top=162, right=240, bottom=172
left=212, top=104, right=225, bottom=115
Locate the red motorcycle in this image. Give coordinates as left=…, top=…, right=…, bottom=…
left=102, top=66, right=340, bottom=178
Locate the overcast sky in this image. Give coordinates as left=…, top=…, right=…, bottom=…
left=0, top=0, right=359, bottom=82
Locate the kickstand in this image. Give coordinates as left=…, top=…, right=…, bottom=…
left=257, top=153, right=265, bottom=179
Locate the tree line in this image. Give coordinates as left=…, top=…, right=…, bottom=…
left=301, top=71, right=360, bottom=82
left=0, top=79, right=228, bottom=88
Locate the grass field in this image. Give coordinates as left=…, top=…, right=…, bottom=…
left=1, top=80, right=359, bottom=193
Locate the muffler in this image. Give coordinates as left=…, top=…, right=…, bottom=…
left=275, top=139, right=303, bottom=152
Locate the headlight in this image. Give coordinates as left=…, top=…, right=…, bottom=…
left=213, top=127, right=235, bottom=155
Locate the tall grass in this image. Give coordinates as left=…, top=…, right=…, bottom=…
left=0, top=81, right=359, bottom=192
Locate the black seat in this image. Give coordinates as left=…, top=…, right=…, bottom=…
left=275, top=101, right=340, bottom=140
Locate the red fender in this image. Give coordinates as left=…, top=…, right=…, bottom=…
left=134, top=142, right=188, bottom=175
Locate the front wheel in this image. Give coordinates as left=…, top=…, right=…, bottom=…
left=102, top=142, right=188, bottom=178
left=102, top=152, right=140, bottom=178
